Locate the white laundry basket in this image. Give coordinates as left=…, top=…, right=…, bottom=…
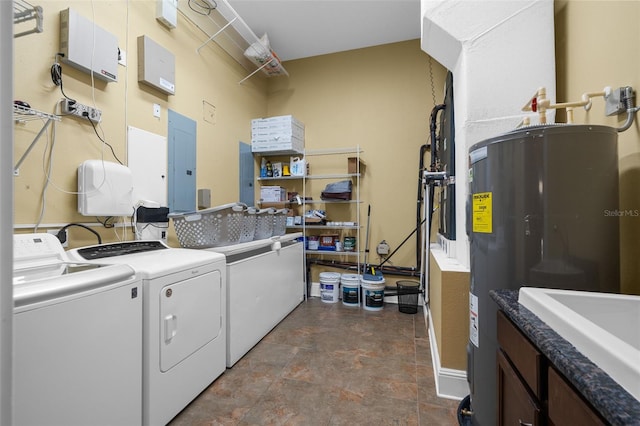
left=254, top=208, right=276, bottom=240
left=272, top=208, right=289, bottom=237
left=169, top=203, right=246, bottom=248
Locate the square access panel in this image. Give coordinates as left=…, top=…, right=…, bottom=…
left=137, top=35, right=175, bottom=95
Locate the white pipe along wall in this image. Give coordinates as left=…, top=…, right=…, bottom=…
left=420, top=0, right=556, bottom=268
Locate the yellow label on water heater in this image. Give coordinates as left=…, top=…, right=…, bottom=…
left=472, top=192, right=492, bottom=233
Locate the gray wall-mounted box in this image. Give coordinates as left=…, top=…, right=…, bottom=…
left=137, top=35, right=175, bottom=95
left=60, top=8, right=118, bottom=82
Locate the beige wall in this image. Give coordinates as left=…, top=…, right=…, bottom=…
left=13, top=2, right=638, bottom=296
left=13, top=0, right=268, bottom=247
left=554, top=1, right=640, bottom=295
left=268, top=40, right=447, bottom=274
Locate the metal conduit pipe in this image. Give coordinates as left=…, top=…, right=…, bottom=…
left=617, top=86, right=639, bottom=132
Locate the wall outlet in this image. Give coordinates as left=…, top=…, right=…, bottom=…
left=47, top=229, right=68, bottom=247
left=62, top=99, right=102, bottom=123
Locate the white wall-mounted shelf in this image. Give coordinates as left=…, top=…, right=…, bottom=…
left=13, top=104, right=60, bottom=174
left=256, top=176, right=303, bottom=182
left=13, top=0, right=43, bottom=38
left=177, top=0, right=288, bottom=84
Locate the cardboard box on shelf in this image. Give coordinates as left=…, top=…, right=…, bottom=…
left=260, top=186, right=286, bottom=202
left=251, top=115, right=304, bottom=131
left=251, top=137, right=304, bottom=154
left=348, top=157, right=365, bottom=174
left=319, top=234, right=339, bottom=250
left=251, top=115, right=305, bottom=154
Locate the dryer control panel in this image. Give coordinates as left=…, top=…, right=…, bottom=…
left=76, top=240, right=168, bottom=260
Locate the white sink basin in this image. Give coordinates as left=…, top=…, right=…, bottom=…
left=518, top=287, right=640, bottom=401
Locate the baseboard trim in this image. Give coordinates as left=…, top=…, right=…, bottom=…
left=423, top=305, right=469, bottom=401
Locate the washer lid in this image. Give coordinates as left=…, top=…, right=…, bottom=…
left=13, top=262, right=136, bottom=308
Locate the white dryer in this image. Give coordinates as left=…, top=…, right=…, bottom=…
left=68, top=240, right=226, bottom=426
left=13, top=233, right=142, bottom=426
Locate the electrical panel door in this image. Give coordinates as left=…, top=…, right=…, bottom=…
left=168, top=110, right=196, bottom=213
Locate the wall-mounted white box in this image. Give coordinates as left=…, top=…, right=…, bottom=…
left=137, top=35, right=175, bottom=95
left=59, top=8, right=119, bottom=82
left=156, top=0, right=178, bottom=29
left=77, top=160, right=133, bottom=216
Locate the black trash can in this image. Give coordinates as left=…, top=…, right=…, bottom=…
left=396, top=280, right=420, bottom=314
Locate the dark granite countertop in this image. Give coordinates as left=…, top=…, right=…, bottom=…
left=491, top=289, right=640, bottom=426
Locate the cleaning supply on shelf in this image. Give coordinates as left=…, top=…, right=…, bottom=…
left=363, top=265, right=384, bottom=282
left=260, top=158, right=267, bottom=177
left=290, top=157, right=306, bottom=176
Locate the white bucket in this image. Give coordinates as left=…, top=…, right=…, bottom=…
left=361, top=277, right=386, bottom=311
left=341, top=274, right=361, bottom=306
left=319, top=272, right=341, bottom=303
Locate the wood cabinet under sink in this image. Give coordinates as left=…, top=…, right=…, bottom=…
left=496, top=310, right=606, bottom=426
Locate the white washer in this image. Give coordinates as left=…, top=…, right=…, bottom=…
left=68, top=240, right=226, bottom=426
left=13, top=233, right=142, bottom=426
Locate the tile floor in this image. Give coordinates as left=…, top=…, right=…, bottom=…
left=170, top=298, right=460, bottom=425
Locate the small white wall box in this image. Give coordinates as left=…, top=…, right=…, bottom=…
left=197, top=188, right=211, bottom=210
left=156, top=0, right=178, bottom=29
left=78, top=160, right=134, bottom=216
left=59, top=8, right=118, bottom=83
left=137, top=35, right=176, bottom=95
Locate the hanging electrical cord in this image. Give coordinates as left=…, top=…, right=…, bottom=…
left=57, top=223, right=102, bottom=245
left=95, top=216, right=116, bottom=228
left=33, top=115, right=53, bottom=233
left=85, top=115, right=124, bottom=165
left=50, top=53, right=76, bottom=104
left=189, top=0, right=217, bottom=15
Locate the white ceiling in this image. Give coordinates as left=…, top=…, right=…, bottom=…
left=226, top=0, right=422, bottom=61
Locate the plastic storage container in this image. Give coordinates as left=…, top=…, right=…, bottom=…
left=361, top=276, right=386, bottom=311
left=319, top=272, right=340, bottom=303
left=169, top=203, right=246, bottom=248
left=341, top=274, right=361, bottom=306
